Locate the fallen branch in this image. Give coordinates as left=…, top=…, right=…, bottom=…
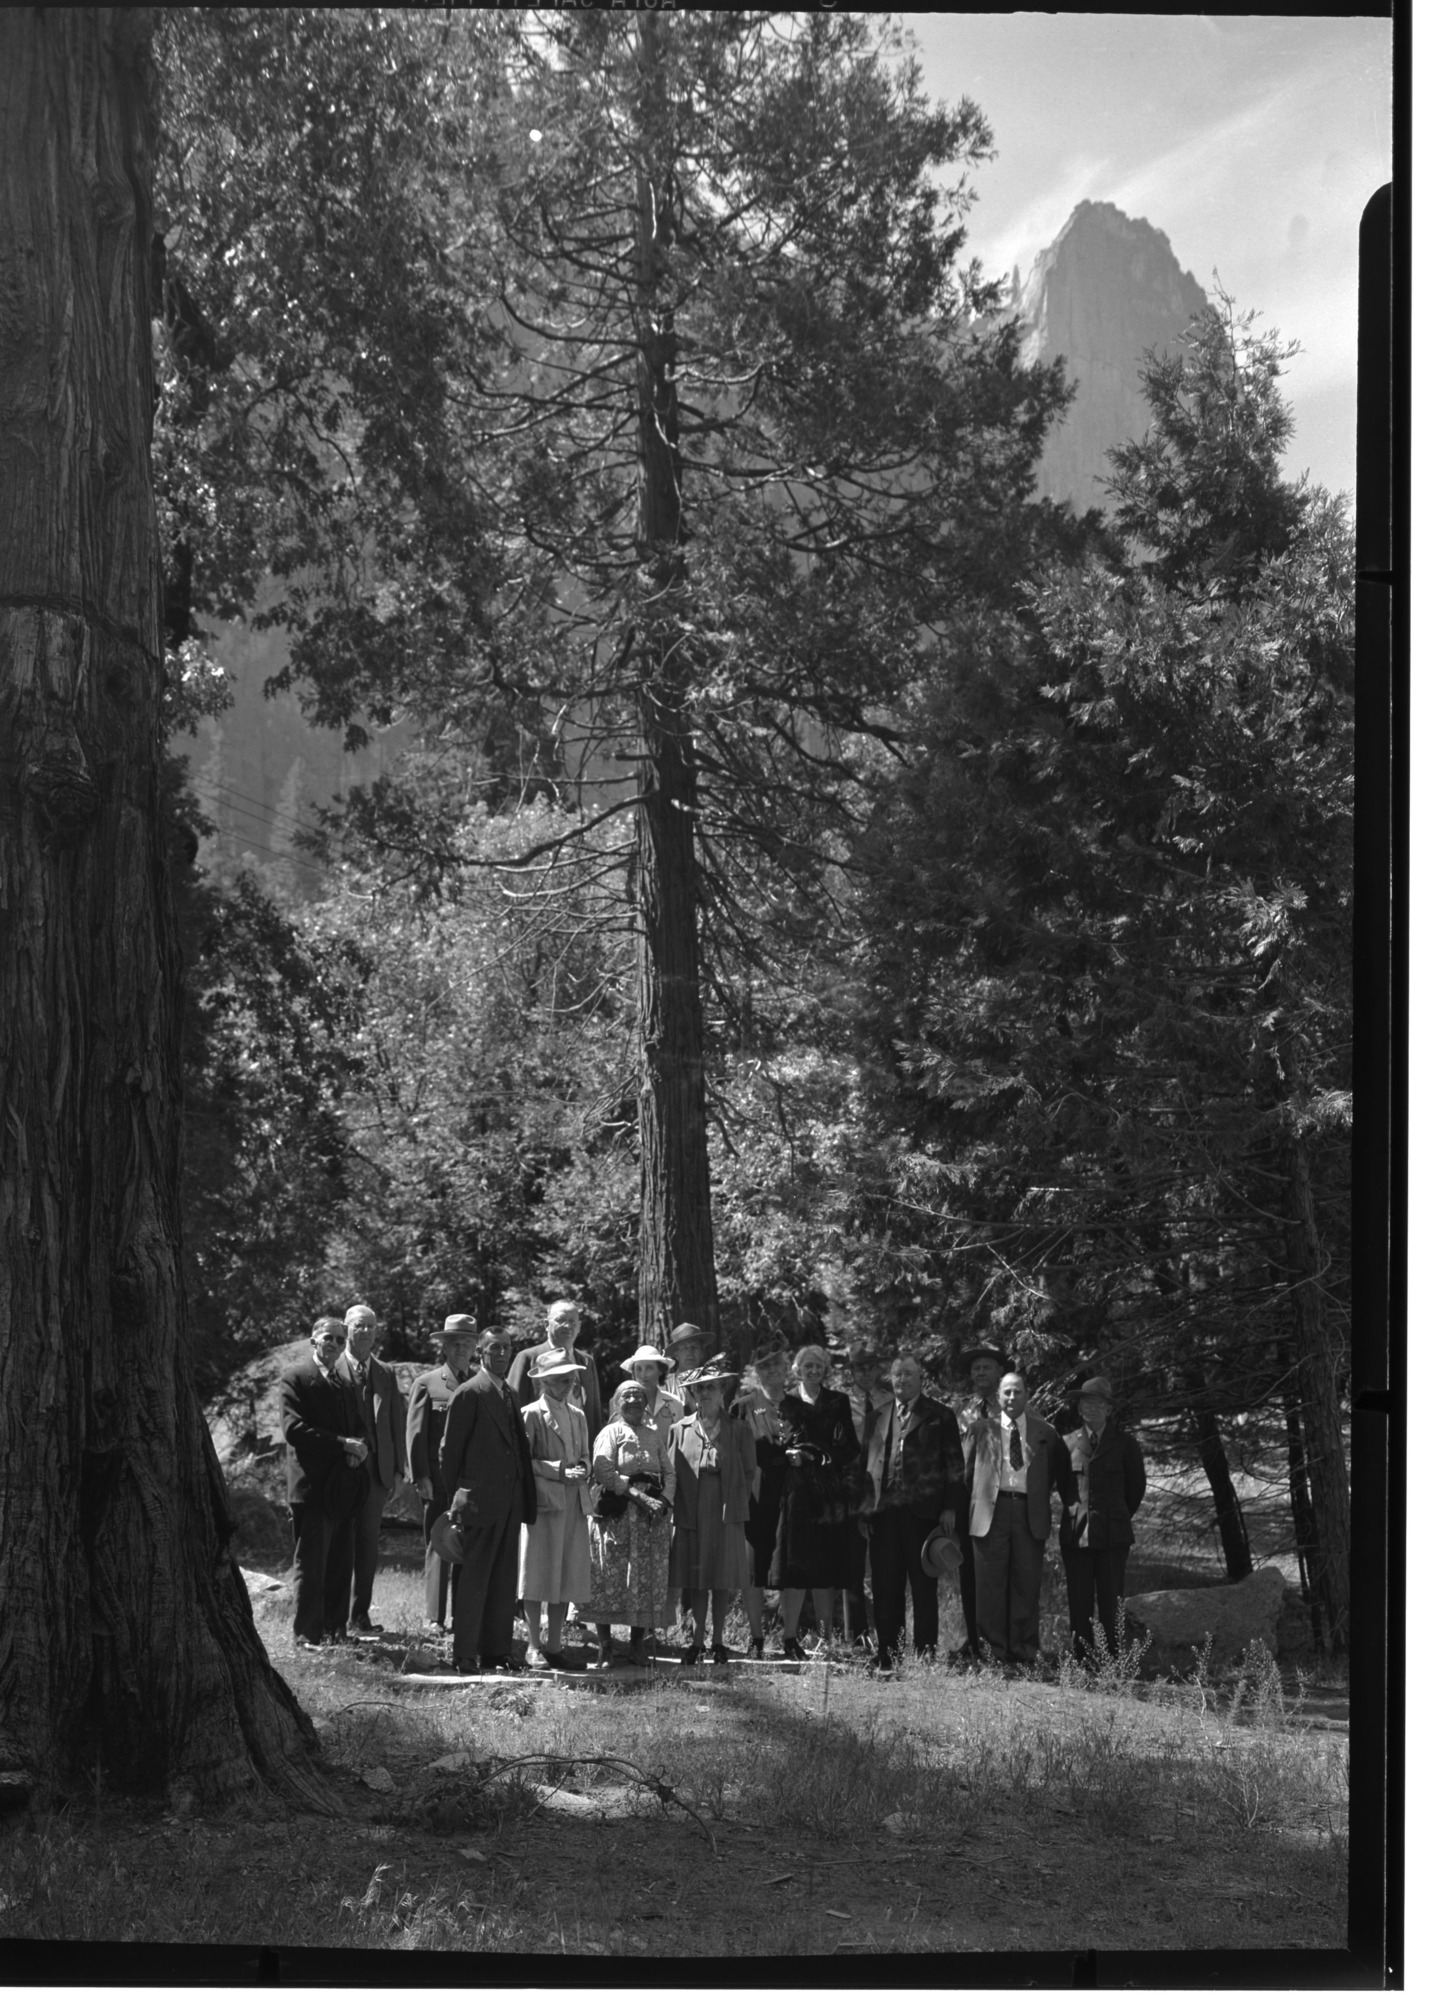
left=462, top=1753, right=717, bottom=1855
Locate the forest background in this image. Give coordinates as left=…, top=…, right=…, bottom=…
left=142, top=10, right=1358, bottom=1660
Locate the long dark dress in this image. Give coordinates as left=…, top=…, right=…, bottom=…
left=769, top=1387, right=859, bottom=1591
left=739, top=1394, right=789, bottom=1587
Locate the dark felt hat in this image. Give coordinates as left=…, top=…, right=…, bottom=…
left=958, top=1343, right=1008, bottom=1371
left=428, top=1509, right=467, bottom=1566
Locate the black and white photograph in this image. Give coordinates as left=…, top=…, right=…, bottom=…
left=0, top=6, right=1397, bottom=1983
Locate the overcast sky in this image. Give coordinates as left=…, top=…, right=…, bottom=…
left=903, top=12, right=1394, bottom=502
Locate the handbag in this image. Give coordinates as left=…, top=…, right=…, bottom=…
left=596, top=1486, right=629, bottom=1519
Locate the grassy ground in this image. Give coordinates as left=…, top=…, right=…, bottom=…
left=0, top=1532, right=1348, bottom=1959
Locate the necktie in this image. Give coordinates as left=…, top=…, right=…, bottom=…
left=1009, top=1423, right=1024, bottom=1471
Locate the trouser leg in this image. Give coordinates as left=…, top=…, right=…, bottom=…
left=1062, top=1543, right=1096, bottom=1658
left=1092, top=1546, right=1128, bottom=1654
left=350, top=1477, right=386, bottom=1621
left=972, top=1503, right=1013, bottom=1660
left=452, top=1504, right=511, bottom=1662
left=422, top=1492, right=453, bottom=1623
left=323, top=1511, right=357, bottom=1636
left=479, top=1499, right=523, bottom=1661
left=869, top=1512, right=906, bottom=1657
left=957, top=1537, right=980, bottom=1653
left=897, top=1509, right=939, bottom=1654
left=290, top=1502, right=331, bottom=1643
left=1005, top=1498, right=1045, bottom=1662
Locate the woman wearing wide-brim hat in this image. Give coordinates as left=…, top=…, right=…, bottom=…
left=612, top=1343, right=687, bottom=1454
left=668, top=1358, right=757, bottom=1664
left=587, top=1379, right=677, bottom=1665
left=517, top=1347, right=595, bottom=1669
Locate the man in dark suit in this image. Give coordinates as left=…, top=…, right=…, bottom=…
left=336, top=1303, right=409, bottom=1636
left=950, top=1342, right=1007, bottom=1663
left=279, top=1317, right=370, bottom=1649
left=1058, top=1375, right=1147, bottom=1662
left=860, top=1354, right=965, bottom=1672
left=508, top=1299, right=603, bottom=1442
left=440, top=1325, right=538, bottom=1674
left=407, top=1314, right=479, bottom=1637
left=964, top=1371, right=1073, bottom=1666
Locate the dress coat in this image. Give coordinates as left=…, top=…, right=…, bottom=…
left=406, top=1362, right=469, bottom=1503
left=963, top=1407, right=1072, bottom=1541
left=669, top=1411, right=757, bottom=1531
left=439, top=1365, right=538, bottom=1534
left=769, top=1387, right=859, bottom=1591
left=1057, top=1421, right=1147, bottom=1552
left=518, top=1394, right=595, bottom=1601
left=279, top=1354, right=368, bottom=1514
left=861, top=1392, right=966, bottom=1525
left=336, top=1351, right=407, bottom=1494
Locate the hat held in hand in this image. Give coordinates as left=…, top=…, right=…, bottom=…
left=920, top=1528, right=963, bottom=1582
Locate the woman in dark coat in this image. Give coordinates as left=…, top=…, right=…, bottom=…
left=769, top=1345, right=859, bottom=1659
left=732, top=1342, right=791, bottom=1657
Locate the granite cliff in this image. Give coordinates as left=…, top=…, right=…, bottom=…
left=1011, top=199, right=1209, bottom=515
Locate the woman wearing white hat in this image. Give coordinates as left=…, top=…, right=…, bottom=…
left=613, top=1343, right=686, bottom=1454
left=588, top=1379, right=676, bottom=1665
left=517, top=1348, right=595, bottom=1669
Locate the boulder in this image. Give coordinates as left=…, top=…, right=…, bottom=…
left=1121, top=1563, right=1288, bottom=1676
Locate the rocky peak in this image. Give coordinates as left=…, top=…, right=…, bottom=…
left=1013, top=200, right=1209, bottom=515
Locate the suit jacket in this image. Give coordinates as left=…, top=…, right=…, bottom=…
left=440, top=1365, right=538, bottom=1531
left=862, top=1392, right=965, bottom=1523
left=280, top=1355, right=367, bottom=1510
left=670, top=1412, right=758, bottom=1531
left=1058, top=1421, right=1147, bottom=1551
left=963, top=1407, right=1072, bottom=1541
left=522, top=1396, right=597, bottom=1518
left=509, top=1340, right=604, bottom=1442
left=337, top=1351, right=407, bottom=1492
left=406, top=1362, right=470, bottom=1496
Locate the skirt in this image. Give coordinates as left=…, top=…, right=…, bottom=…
left=586, top=1505, right=673, bottom=1626
left=669, top=1470, right=748, bottom=1593
left=518, top=1489, right=592, bottom=1602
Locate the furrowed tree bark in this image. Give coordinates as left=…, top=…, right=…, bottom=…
left=0, top=8, right=322, bottom=1806
left=631, top=11, right=719, bottom=1349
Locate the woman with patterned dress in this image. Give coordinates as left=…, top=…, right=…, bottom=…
left=668, top=1358, right=757, bottom=1664
left=517, top=1349, right=594, bottom=1669
left=588, top=1379, right=676, bottom=1665
left=732, top=1343, right=791, bottom=1657
left=769, top=1344, right=859, bottom=1659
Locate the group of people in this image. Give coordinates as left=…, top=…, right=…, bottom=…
left=278, top=1300, right=1148, bottom=1677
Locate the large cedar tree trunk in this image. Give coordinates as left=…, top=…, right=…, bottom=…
left=631, top=13, right=720, bottom=1349
left=0, top=8, right=320, bottom=1805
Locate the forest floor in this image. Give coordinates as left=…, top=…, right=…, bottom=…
left=0, top=1525, right=1349, bottom=1967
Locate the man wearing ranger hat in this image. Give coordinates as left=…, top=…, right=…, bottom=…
left=1058, top=1376, right=1147, bottom=1662
left=407, top=1315, right=479, bottom=1639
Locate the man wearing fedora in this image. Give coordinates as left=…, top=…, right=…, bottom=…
left=508, top=1299, right=604, bottom=1443
left=279, top=1317, right=370, bottom=1650
left=336, top=1303, right=408, bottom=1636
left=964, top=1371, right=1074, bottom=1667
left=860, top=1354, right=965, bottom=1672
left=1058, top=1376, right=1147, bottom=1663
left=950, top=1342, right=1007, bottom=1663
left=407, top=1314, right=479, bottom=1638
left=440, top=1326, right=538, bottom=1674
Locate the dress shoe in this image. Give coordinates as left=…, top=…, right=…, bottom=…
left=294, top=1636, right=326, bottom=1653
left=453, top=1656, right=479, bottom=1676
left=542, top=1649, right=579, bottom=1672
left=710, top=1643, right=731, bottom=1665
left=746, top=1638, right=765, bottom=1659
left=781, top=1637, right=805, bottom=1663
left=482, top=1656, right=524, bottom=1675
left=679, top=1642, right=704, bottom=1666
left=348, top=1614, right=384, bottom=1635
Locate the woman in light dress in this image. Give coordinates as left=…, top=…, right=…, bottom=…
left=587, top=1378, right=676, bottom=1665
left=517, top=1348, right=595, bottom=1669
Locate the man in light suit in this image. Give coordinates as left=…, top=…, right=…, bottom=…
left=964, top=1371, right=1073, bottom=1666
left=861, top=1354, right=965, bottom=1672
left=407, top=1314, right=479, bottom=1637
left=950, top=1342, right=1008, bottom=1663
left=279, top=1317, right=370, bottom=1649
left=336, top=1303, right=409, bottom=1635
left=440, top=1325, right=538, bottom=1675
